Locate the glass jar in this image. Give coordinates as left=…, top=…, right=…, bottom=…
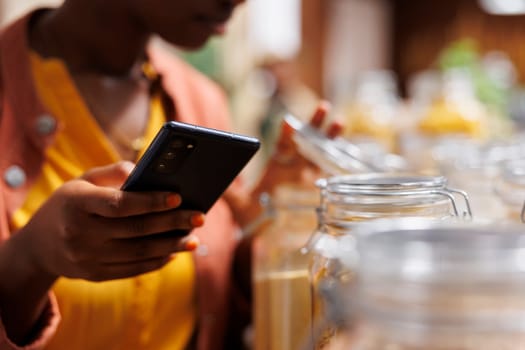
left=434, top=140, right=518, bottom=223
left=253, top=185, right=321, bottom=350
left=326, top=220, right=525, bottom=350
left=342, top=70, right=401, bottom=152
left=284, top=113, right=408, bottom=176
left=495, top=158, right=525, bottom=223
left=399, top=69, right=490, bottom=173
left=307, top=174, right=471, bottom=349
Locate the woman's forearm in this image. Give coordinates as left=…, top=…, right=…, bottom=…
left=0, top=232, right=57, bottom=345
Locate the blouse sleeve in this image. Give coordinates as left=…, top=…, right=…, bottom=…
left=0, top=185, right=60, bottom=349
left=0, top=293, right=60, bottom=350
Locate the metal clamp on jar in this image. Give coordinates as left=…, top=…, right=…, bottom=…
left=306, top=174, right=472, bottom=349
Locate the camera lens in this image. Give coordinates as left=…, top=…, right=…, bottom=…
left=170, top=139, right=185, bottom=149
left=163, top=151, right=176, bottom=160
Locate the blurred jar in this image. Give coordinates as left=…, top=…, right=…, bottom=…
left=434, top=139, right=525, bottom=223
left=418, top=69, right=488, bottom=138
left=326, top=221, right=525, bottom=350
left=495, top=158, right=525, bottom=222
left=306, top=174, right=470, bottom=349
left=253, top=185, right=320, bottom=350
left=400, top=69, right=488, bottom=173
left=343, top=70, right=400, bottom=152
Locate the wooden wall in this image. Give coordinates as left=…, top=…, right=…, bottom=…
left=298, top=0, right=328, bottom=97
left=298, top=0, right=391, bottom=99
left=392, top=0, right=525, bottom=94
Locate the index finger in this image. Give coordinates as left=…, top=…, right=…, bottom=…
left=275, top=100, right=332, bottom=153
left=81, top=161, right=135, bottom=188
left=309, top=100, right=332, bottom=128
left=74, top=181, right=182, bottom=218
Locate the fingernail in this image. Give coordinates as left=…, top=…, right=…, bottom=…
left=310, top=110, right=325, bottom=128
left=184, top=237, right=200, bottom=251
left=190, top=213, right=205, bottom=227
left=120, top=161, right=136, bottom=174
left=327, top=122, right=344, bottom=139
left=281, top=122, right=295, bottom=138
left=310, top=101, right=331, bottom=128
left=166, top=194, right=182, bottom=208
left=318, top=100, right=332, bottom=114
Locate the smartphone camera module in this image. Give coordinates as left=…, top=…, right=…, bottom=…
left=153, top=136, right=196, bottom=174
left=170, top=139, right=186, bottom=149
left=156, top=162, right=168, bottom=173
left=163, top=151, right=177, bottom=160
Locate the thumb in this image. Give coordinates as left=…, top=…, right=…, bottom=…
left=81, top=161, right=135, bottom=188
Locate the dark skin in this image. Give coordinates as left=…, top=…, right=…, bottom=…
left=30, top=0, right=243, bottom=160
left=0, top=0, right=340, bottom=345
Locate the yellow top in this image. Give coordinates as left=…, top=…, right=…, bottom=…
left=10, top=53, right=197, bottom=350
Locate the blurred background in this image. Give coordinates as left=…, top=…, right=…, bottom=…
left=4, top=0, right=525, bottom=182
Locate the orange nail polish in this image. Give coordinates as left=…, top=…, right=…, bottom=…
left=281, top=122, right=295, bottom=138
left=310, top=101, right=331, bottom=128
left=185, top=238, right=200, bottom=251
left=166, top=194, right=182, bottom=208
left=190, top=213, right=205, bottom=227
left=310, top=110, right=325, bottom=128
left=327, top=122, right=343, bottom=139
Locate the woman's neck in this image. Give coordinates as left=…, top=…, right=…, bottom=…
left=29, top=3, right=150, bottom=78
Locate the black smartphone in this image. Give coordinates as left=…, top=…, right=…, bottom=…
left=122, top=121, right=260, bottom=216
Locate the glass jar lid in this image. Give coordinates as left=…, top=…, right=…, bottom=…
left=285, top=113, right=407, bottom=174
left=318, top=173, right=448, bottom=195
left=317, top=173, right=472, bottom=219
